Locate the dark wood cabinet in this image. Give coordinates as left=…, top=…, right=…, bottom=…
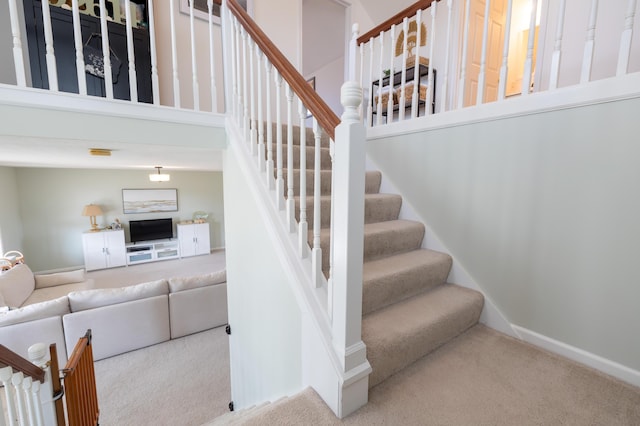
left=23, top=0, right=153, bottom=103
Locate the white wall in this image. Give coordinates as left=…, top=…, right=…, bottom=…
left=0, top=167, right=24, bottom=255
left=3, top=167, right=224, bottom=272
left=253, top=0, right=303, bottom=68
left=366, top=95, right=640, bottom=372
left=223, top=147, right=303, bottom=409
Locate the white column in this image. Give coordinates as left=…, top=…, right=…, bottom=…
left=189, top=0, right=200, bottom=110
left=617, top=0, right=637, bottom=76
left=41, top=0, right=59, bottom=91
left=332, top=81, right=366, bottom=372
left=71, top=0, right=87, bottom=95
left=124, top=0, right=138, bottom=102
left=208, top=0, right=218, bottom=112
left=580, top=0, right=599, bottom=84
left=298, top=101, right=309, bottom=259
left=148, top=0, right=160, bottom=104
left=549, top=0, right=567, bottom=90
left=312, top=118, right=323, bottom=288
left=521, top=0, right=538, bottom=95
left=98, top=0, right=114, bottom=99
left=275, top=71, right=285, bottom=209
left=7, top=0, right=27, bottom=87
left=458, top=0, right=471, bottom=108
left=169, top=0, right=181, bottom=107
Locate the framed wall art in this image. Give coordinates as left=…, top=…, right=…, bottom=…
left=122, top=189, right=178, bottom=214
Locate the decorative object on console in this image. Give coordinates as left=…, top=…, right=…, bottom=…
left=192, top=211, right=209, bottom=223
left=149, top=166, right=170, bottom=182
left=82, top=204, right=103, bottom=232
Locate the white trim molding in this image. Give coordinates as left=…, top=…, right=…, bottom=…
left=512, top=325, right=640, bottom=389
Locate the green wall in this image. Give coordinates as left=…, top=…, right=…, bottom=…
left=366, top=96, right=640, bottom=372
left=0, top=166, right=224, bottom=272
left=0, top=167, right=23, bottom=255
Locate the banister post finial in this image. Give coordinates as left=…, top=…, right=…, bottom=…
left=352, top=23, right=359, bottom=39
left=28, top=343, right=48, bottom=366
left=341, top=81, right=362, bottom=122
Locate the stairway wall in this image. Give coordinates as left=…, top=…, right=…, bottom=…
left=366, top=95, right=640, bottom=374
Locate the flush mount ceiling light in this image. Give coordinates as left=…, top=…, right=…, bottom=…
left=149, top=166, right=170, bottom=182
left=89, top=148, right=112, bottom=156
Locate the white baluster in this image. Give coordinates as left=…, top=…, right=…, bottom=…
left=12, top=372, right=28, bottom=426
left=427, top=2, right=437, bottom=113
left=30, top=380, right=44, bottom=426
left=257, top=50, right=266, bottom=172
left=265, top=60, right=274, bottom=189
left=7, top=0, right=27, bottom=87
left=233, top=18, right=242, bottom=120
left=242, top=28, right=250, bottom=141
left=22, top=377, right=36, bottom=425
left=28, top=343, right=51, bottom=426
left=71, top=0, right=87, bottom=95
left=458, top=0, right=471, bottom=108
left=275, top=71, right=285, bottom=209
left=148, top=0, right=160, bottom=104
left=359, top=40, right=365, bottom=121
left=412, top=9, right=423, bottom=118
left=286, top=84, right=296, bottom=232
left=477, top=0, right=490, bottom=104
left=376, top=32, right=385, bottom=126
left=440, top=0, right=453, bottom=112
left=367, top=37, right=374, bottom=126
left=124, top=0, right=138, bottom=102
left=349, top=23, right=359, bottom=82
left=41, top=0, right=59, bottom=91
left=498, top=0, right=514, bottom=99
left=312, top=119, right=323, bottom=288
left=398, top=17, right=409, bottom=121
left=98, top=0, right=114, bottom=99
left=208, top=0, right=218, bottom=112
left=249, top=39, right=257, bottom=155
left=581, top=0, right=599, bottom=84
left=0, top=367, right=18, bottom=425
left=328, top=137, right=335, bottom=320
left=189, top=0, right=200, bottom=110
left=169, top=0, right=181, bottom=107
left=521, top=0, right=538, bottom=95
left=298, top=101, right=309, bottom=259
left=617, top=0, right=638, bottom=76
left=549, top=0, right=567, bottom=90
left=386, top=25, right=396, bottom=117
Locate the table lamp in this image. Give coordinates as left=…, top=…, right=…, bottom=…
left=82, top=204, right=103, bottom=232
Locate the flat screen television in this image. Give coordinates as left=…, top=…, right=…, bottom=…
left=129, top=218, right=173, bottom=243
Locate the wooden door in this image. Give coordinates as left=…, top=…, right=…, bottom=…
left=463, top=0, right=507, bottom=106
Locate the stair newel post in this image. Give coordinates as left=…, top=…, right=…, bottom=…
left=257, top=50, right=265, bottom=171
left=265, top=60, right=275, bottom=189
left=617, top=0, right=637, bottom=76
left=71, top=0, right=87, bottom=96
left=286, top=84, right=296, bottom=232
left=7, top=0, right=27, bottom=87
left=332, top=81, right=367, bottom=374
left=169, top=0, right=181, bottom=107
left=549, top=0, right=567, bottom=90
left=522, top=0, right=538, bottom=95
left=581, top=0, right=599, bottom=84
left=498, top=0, right=515, bottom=100
left=28, top=343, right=55, bottom=426
left=275, top=71, right=285, bottom=209
left=249, top=39, right=258, bottom=156
left=312, top=118, right=323, bottom=288
left=208, top=0, right=218, bottom=112
left=0, top=367, right=18, bottom=425
left=298, top=101, right=309, bottom=259
left=41, top=0, right=59, bottom=91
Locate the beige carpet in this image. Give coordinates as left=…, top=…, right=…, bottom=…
left=230, top=325, right=640, bottom=425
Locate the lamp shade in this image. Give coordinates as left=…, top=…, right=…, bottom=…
left=82, top=204, right=103, bottom=217
left=150, top=166, right=170, bottom=182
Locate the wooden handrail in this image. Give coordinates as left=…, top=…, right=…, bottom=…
left=357, top=0, right=436, bottom=45
left=0, top=344, right=45, bottom=383
left=226, top=0, right=340, bottom=140
left=63, top=329, right=92, bottom=373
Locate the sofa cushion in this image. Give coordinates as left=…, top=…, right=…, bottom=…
left=68, top=279, right=168, bottom=312
left=0, top=264, right=35, bottom=308
left=22, top=280, right=95, bottom=307
left=35, top=269, right=86, bottom=289
left=0, top=296, right=70, bottom=327
left=168, top=270, right=226, bottom=293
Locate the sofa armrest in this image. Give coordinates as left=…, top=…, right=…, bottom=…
left=0, top=316, right=68, bottom=365
left=169, top=283, right=227, bottom=339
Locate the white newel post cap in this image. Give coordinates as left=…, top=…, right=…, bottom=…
left=352, top=23, right=359, bottom=37
left=28, top=342, right=48, bottom=365
left=341, top=81, right=362, bottom=122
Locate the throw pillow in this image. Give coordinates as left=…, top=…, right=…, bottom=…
left=168, top=269, right=227, bottom=293
left=0, top=264, right=35, bottom=308
left=35, top=269, right=86, bottom=289
left=68, top=279, right=169, bottom=312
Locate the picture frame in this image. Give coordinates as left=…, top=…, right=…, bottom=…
left=122, top=189, right=178, bottom=214
left=179, top=0, right=221, bottom=24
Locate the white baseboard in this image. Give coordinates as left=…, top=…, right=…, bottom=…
left=512, top=325, right=640, bottom=388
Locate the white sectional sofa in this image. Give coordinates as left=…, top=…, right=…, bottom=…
left=0, top=264, right=227, bottom=364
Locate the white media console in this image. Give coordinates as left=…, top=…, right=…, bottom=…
left=125, top=239, right=180, bottom=265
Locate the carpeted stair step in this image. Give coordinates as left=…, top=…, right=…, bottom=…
left=281, top=169, right=382, bottom=196
left=298, top=193, right=402, bottom=229
left=363, top=283, right=484, bottom=388
left=315, top=219, right=425, bottom=274
left=274, top=144, right=332, bottom=170
left=265, top=123, right=331, bottom=148
left=363, top=249, right=453, bottom=315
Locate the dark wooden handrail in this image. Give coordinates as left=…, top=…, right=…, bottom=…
left=226, top=0, right=340, bottom=140
left=357, top=0, right=437, bottom=45
left=0, top=344, right=45, bottom=383
left=63, top=329, right=99, bottom=426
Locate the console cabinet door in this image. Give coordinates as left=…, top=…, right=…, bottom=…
left=192, top=223, right=211, bottom=256
left=178, top=223, right=210, bottom=257
left=82, top=230, right=126, bottom=271
left=104, top=230, right=127, bottom=268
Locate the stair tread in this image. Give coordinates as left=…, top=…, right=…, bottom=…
left=363, top=283, right=484, bottom=388
left=362, top=249, right=452, bottom=315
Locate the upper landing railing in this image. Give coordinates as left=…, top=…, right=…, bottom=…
left=5, top=0, right=224, bottom=112
left=351, top=0, right=639, bottom=128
